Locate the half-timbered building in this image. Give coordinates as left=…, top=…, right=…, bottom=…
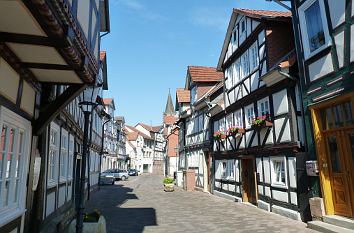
left=213, top=9, right=308, bottom=221
left=284, top=0, right=354, bottom=226
left=0, top=0, right=110, bottom=232
left=179, top=66, right=223, bottom=191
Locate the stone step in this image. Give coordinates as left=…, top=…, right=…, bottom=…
left=323, top=215, right=354, bottom=230
left=307, top=221, right=354, bottom=233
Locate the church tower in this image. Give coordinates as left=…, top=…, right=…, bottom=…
left=163, top=90, right=176, bottom=125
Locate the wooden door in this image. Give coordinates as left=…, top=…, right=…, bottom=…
left=324, top=132, right=353, bottom=217
left=241, top=158, right=257, bottom=204
left=342, top=130, right=354, bottom=217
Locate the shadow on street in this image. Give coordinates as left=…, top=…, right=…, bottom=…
left=86, top=182, right=157, bottom=233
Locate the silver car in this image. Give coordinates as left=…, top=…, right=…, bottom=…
left=101, top=169, right=129, bottom=181
left=100, top=170, right=115, bottom=185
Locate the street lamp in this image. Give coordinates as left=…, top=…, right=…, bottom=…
left=76, top=84, right=101, bottom=233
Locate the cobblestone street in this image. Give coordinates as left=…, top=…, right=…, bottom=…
left=86, top=175, right=318, bottom=233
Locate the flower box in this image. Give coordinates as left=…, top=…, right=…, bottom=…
left=251, top=115, right=273, bottom=131
left=213, top=131, right=226, bottom=140
left=227, top=126, right=245, bottom=137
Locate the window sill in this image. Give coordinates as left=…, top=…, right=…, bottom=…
left=271, top=183, right=288, bottom=189
left=0, top=207, right=26, bottom=227
left=304, top=42, right=331, bottom=61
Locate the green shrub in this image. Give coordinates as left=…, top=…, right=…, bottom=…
left=163, top=177, right=174, bottom=184
left=83, top=209, right=101, bottom=222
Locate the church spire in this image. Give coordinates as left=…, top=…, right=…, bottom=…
left=164, top=90, right=175, bottom=116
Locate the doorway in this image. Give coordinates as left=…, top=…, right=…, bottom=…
left=241, top=157, right=257, bottom=204
left=312, top=99, right=354, bottom=218
left=324, top=130, right=354, bottom=217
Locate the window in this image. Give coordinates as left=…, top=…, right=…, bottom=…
left=48, top=124, right=59, bottom=186
left=299, top=0, right=330, bottom=59
left=240, top=18, right=246, bottom=35
left=60, top=131, right=68, bottom=181
left=242, top=51, right=250, bottom=78
left=271, top=157, right=287, bottom=187
left=68, top=136, right=74, bottom=179
left=221, top=160, right=235, bottom=179
left=245, top=105, right=255, bottom=127
left=191, top=86, right=197, bottom=104
left=0, top=107, right=31, bottom=224
left=258, top=98, right=270, bottom=116
left=249, top=43, right=259, bottom=71
left=234, top=110, right=243, bottom=128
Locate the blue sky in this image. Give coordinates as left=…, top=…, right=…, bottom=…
left=101, top=0, right=286, bottom=126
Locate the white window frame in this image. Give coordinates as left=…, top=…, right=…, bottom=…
left=270, top=156, right=288, bottom=188
left=59, top=129, right=68, bottom=182
left=191, top=86, right=197, bottom=104
left=249, top=42, right=259, bottom=72
left=245, top=104, right=255, bottom=128
left=0, top=106, right=31, bottom=227
left=298, top=0, right=331, bottom=59
left=239, top=17, right=247, bottom=42
left=233, top=109, right=243, bottom=128
left=67, top=135, right=74, bottom=180
left=257, top=97, right=270, bottom=116
left=48, top=123, right=60, bottom=187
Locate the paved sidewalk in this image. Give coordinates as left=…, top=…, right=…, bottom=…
left=86, top=175, right=318, bottom=233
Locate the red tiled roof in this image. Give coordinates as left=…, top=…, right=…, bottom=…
left=127, top=131, right=138, bottom=141
left=100, top=51, right=106, bottom=61
left=137, top=123, right=162, bottom=133
left=176, top=88, right=190, bottom=103
left=103, top=98, right=113, bottom=105
left=126, top=125, right=152, bottom=140
left=234, top=9, right=291, bottom=19
left=188, top=66, right=224, bottom=82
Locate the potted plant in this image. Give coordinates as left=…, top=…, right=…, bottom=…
left=69, top=209, right=107, bottom=233
left=251, top=114, right=273, bottom=131
left=227, top=126, right=245, bottom=137
left=163, top=177, right=175, bottom=192
left=213, top=131, right=226, bottom=140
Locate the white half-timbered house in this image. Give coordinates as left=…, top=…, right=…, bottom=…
left=180, top=66, right=223, bottom=191
left=0, top=0, right=110, bottom=232
left=212, top=9, right=308, bottom=221
left=102, top=98, right=118, bottom=171
left=283, top=0, right=354, bottom=227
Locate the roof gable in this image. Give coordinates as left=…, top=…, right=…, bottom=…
left=217, top=8, right=291, bottom=70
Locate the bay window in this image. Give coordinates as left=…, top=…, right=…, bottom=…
left=0, top=107, right=31, bottom=225
left=298, top=0, right=330, bottom=59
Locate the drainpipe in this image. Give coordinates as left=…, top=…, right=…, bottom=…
left=98, top=112, right=112, bottom=189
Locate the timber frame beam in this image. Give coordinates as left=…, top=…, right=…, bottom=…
left=33, top=84, right=87, bottom=135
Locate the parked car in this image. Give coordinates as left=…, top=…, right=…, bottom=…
left=128, top=169, right=139, bottom=176
left=101, top=169, right=129, bottom=181
left=115, top=169, right=129, bottom=181
left=100, top=170, right=115, bottom=185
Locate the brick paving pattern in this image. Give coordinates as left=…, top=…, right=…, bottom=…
left=86, top=175, right=318, bottom=233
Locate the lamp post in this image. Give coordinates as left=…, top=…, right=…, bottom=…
left=76, top=84, right=101, bottom=233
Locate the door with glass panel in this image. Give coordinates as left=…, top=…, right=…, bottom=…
left=324, top=132, right=353, bottom=217
left=321, top=101, right=354, bottom=217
